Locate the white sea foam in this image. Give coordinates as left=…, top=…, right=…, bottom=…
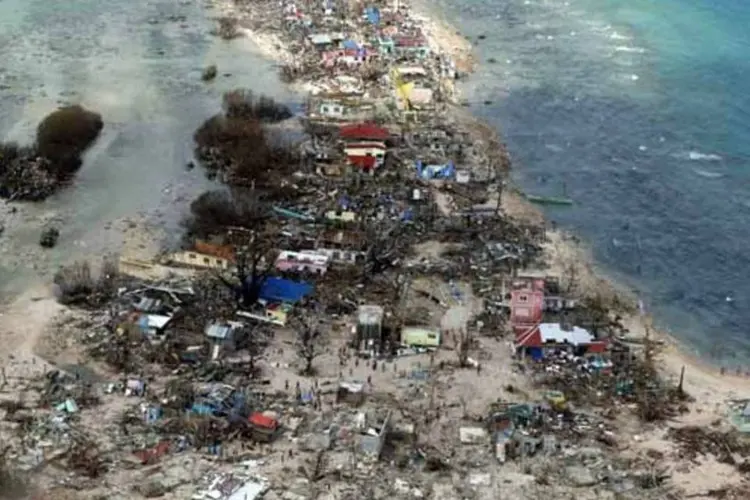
left=692, top=169, right=724, bottom=178
left=687, top=151, right=723, bottom=161
left=614, top=46, right=646, bottom=54
left=609, top=31, right=630, bottom=40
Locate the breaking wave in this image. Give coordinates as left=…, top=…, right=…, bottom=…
left=613, top=46, right=646, bottom=54
left=692, top=168, right=724, bottom=179
left=686, top=151, right=723, bottom=161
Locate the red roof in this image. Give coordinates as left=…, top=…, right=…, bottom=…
left=339, top=123, right=390, bottom=141
left=249, top=412, right=279, bottom=430
left=515, top=324, right=542, bottom=348
left=587, top=340, right=609, bottom=353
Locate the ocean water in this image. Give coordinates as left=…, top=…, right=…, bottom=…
left=0, top=0, right=293, bottom=296
left=430, top=0, right=750, bottom=364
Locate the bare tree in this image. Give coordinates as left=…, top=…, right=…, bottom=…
left=235, top=322, right=270, bottom=376
left=294, top=316, right=328, bottom=376
left=216, top=225, right=279, bottom=307
left=361, top=219, right=403, bottom=278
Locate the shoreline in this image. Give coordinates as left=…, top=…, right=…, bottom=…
left=215, top=0, right=750, bottom=386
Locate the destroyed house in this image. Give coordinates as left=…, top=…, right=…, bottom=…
left=248, top=412, right=280, bottom=442
left=309, top=33, right=334, bottom=48
left=393, top=36, right=430, bottom=58
left=315, top=229, right=367, bottom=264
left=344, top=141, right=387, bottom=170
left=337, top=380, right=365, bottom=405
left=416, top=159, right=456, bottom=180
left=275, top=250, right=330, bottom=275
left=356, top=304, right=385, bottom=354
left=138, top=314, right=173, bottom=339
left=516, top=322, right=607, bottom=359
left=169, top=240, right=235, bottom=271
left=205, top=321, right=245, bottom=359
left=308, top=94, right=375, bottom=123
left=401, top=326, right=441, bottom=348
left=237, top=302, right=290, bottom=326
left=394, top=65, right=429, bottom=83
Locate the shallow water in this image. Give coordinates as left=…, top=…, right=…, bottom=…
left=431, top=0, right=750, bottom=364
left=0, top=0, right=294, bottom=297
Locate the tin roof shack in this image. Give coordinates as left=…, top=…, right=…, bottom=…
left=205, top=321, right=245, bottom=360
left=138, top=313, right=174, bottom=342
left=248, top=412, right=280, bottom=443
left=400, top=326, right=441, bottom=348
left=356, top=305, right=385, bottom=355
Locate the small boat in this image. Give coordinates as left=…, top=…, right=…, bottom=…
left=524, top=181, right=574, bottom=206
left=524, top=194, right=574, bottom=206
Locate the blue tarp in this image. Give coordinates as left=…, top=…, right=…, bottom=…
left=259, top=277, right=313, bottom=304
left=342, top=39, right=358, bottom=50
left=528, top=347, right=544, bottom=361
left=416, top=160, right=456, bottom=180
left=190, top=403, right=216, bottom=416
left=365, top=6, right=380, bottom=25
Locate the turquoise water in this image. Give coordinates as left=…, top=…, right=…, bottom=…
left=430, top=0, right=750, bottom=364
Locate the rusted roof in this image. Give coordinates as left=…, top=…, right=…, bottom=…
left=194, top=240, right=236, bottom=262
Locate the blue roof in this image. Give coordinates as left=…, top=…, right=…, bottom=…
left=259, top=277, right=313, bottom=303
left=342, top=39, right=358, bottom=49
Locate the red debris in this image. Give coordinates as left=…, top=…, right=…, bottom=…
left=249, top=412, right=279, bottom=430
left=133, top=440, right=170, bottom=465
